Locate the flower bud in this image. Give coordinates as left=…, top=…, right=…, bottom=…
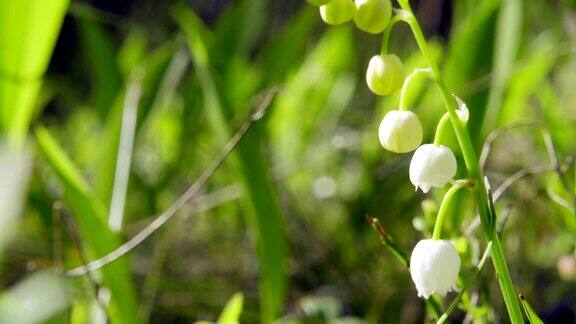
left=366, top=54, right=405, bottom=96
left=353, top=0, right=392, bottom=34
left=307, top=0, right=333, bottom=6
left=378, top=110, right=422, bottom=153
left=320, top=0, right=354, bottom=25
left=410, top=239, right=461, bottom=299
left=409, top=144, right=457, bottom=193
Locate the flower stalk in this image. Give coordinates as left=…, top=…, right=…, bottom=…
left=398, top=67, right=432, bottom=111
left=397, top=1, right=524, bottom=322
left=432, top=184, right=463, bottom=240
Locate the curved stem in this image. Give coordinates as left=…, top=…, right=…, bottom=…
left=398, top=67, right=432, bottom=111
left=433, top=112, right=451, bottom=146
left=397, top=1, right=523, bottom=323
left=380, top=15, right=403, bottom=54
left=432, top=184, right=463, bottom=239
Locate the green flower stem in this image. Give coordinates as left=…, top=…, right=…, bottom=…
left=380, top=15, right=403, bottom=54
left=398, top=67, right=432, bottom=111
left=433, top=112, right=451, bottom=146
left=432, top=184, right=463, bottom=240
left=397, top=1, right=523, bottom=323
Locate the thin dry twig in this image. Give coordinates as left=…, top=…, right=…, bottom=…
left=64, top=210, right=111, bottom=317
left=64, top=87, right=278, bottom=277
left=52, top=202, right=63, bottom=273
left=479, top=121, right=557, bottom=171
left=465, top=121, right=574, bottom=234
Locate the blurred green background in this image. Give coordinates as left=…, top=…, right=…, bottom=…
left=0, top=0, right=575, bottom=323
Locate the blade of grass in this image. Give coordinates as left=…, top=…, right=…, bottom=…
left=108, top=75, right=142, bottom=232
left=519, top=294, right=543, bottom=324
left=443, top=0, right=500, bottom=147
left=35, top=127, right=141, bottom=324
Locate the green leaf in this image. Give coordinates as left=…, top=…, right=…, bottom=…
left=443, top=0, right=500, bottom=147
left=217, top=292, right=244, bottom=324
left=483, top=0, right=522, bottom=134
left=257, top=7, right=317, bottom=84
left=77, top=19, right=123, bottom=117
left=269, top=26, right=354, bottom=166
left=35, top=127, right=141, bottom=324
left=0, top=0, right=69, bottom=145
left=498, top=33, right=557, bottom=125
left=519, top=294, right=544, bottom=324
left=0, top=271, right=71, bottom=323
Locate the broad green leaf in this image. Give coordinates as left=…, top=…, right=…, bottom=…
left=269, top=26, right=354, bottom=166
left=212, top=0, right=266, bottom=62
left=498, top=34, right=557, bottom=125
left=35, top=127, right=141, bottom=324
left=483, top=0, right=522, bottom=135
left=0, top=0, right=69, bottom=145
left=443, top=0, right=500, bottom=147
left=257, top=7, right=317, bottom=84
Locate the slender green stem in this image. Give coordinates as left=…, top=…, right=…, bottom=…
left=397, top=1, right=523, bottom=323
left=398, top=67, right=432, bottom=111
left=433, top=113, right=451, bottom=146
left=432, top=184, right=463, bottom=239
left=380, top=15, right=403, bottom=54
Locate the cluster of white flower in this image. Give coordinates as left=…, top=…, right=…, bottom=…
left=309, top=0, right=462, bottom=300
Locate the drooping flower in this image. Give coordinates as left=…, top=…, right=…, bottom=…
left=378, top=110, right=422, bottom=153
left=410, top=239, right=461, bottom=299
left=320, top=0, right=354, bottom=25
left=366, top=54, right=405, bottom=96
left=353, top=0, right=392, bottom=34
left=409, top=144, right=457, bottom=193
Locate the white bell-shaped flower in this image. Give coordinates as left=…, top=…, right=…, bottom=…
left=410, top=239, right=461, bottom=299
left=366, top=54, right=405, bottom=96
left=378, top=110, right=422, bottom=153
left=409, top=144, right=457, bottom=193
left=320, top=0, right=354, bottom=25
left=353, top=0, right=392, bottom=34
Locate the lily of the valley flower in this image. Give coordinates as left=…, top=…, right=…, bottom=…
left=366, top=54, right=405, bottom=96
left=353, top=0, right=392, bottom=34
left=410, top=239, right=461, bottom=299
left=320, top=0, right=354, bottom=25
left=378, top=110, right=422, bottom=153
left=409, top=144, right=457, bottom=193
